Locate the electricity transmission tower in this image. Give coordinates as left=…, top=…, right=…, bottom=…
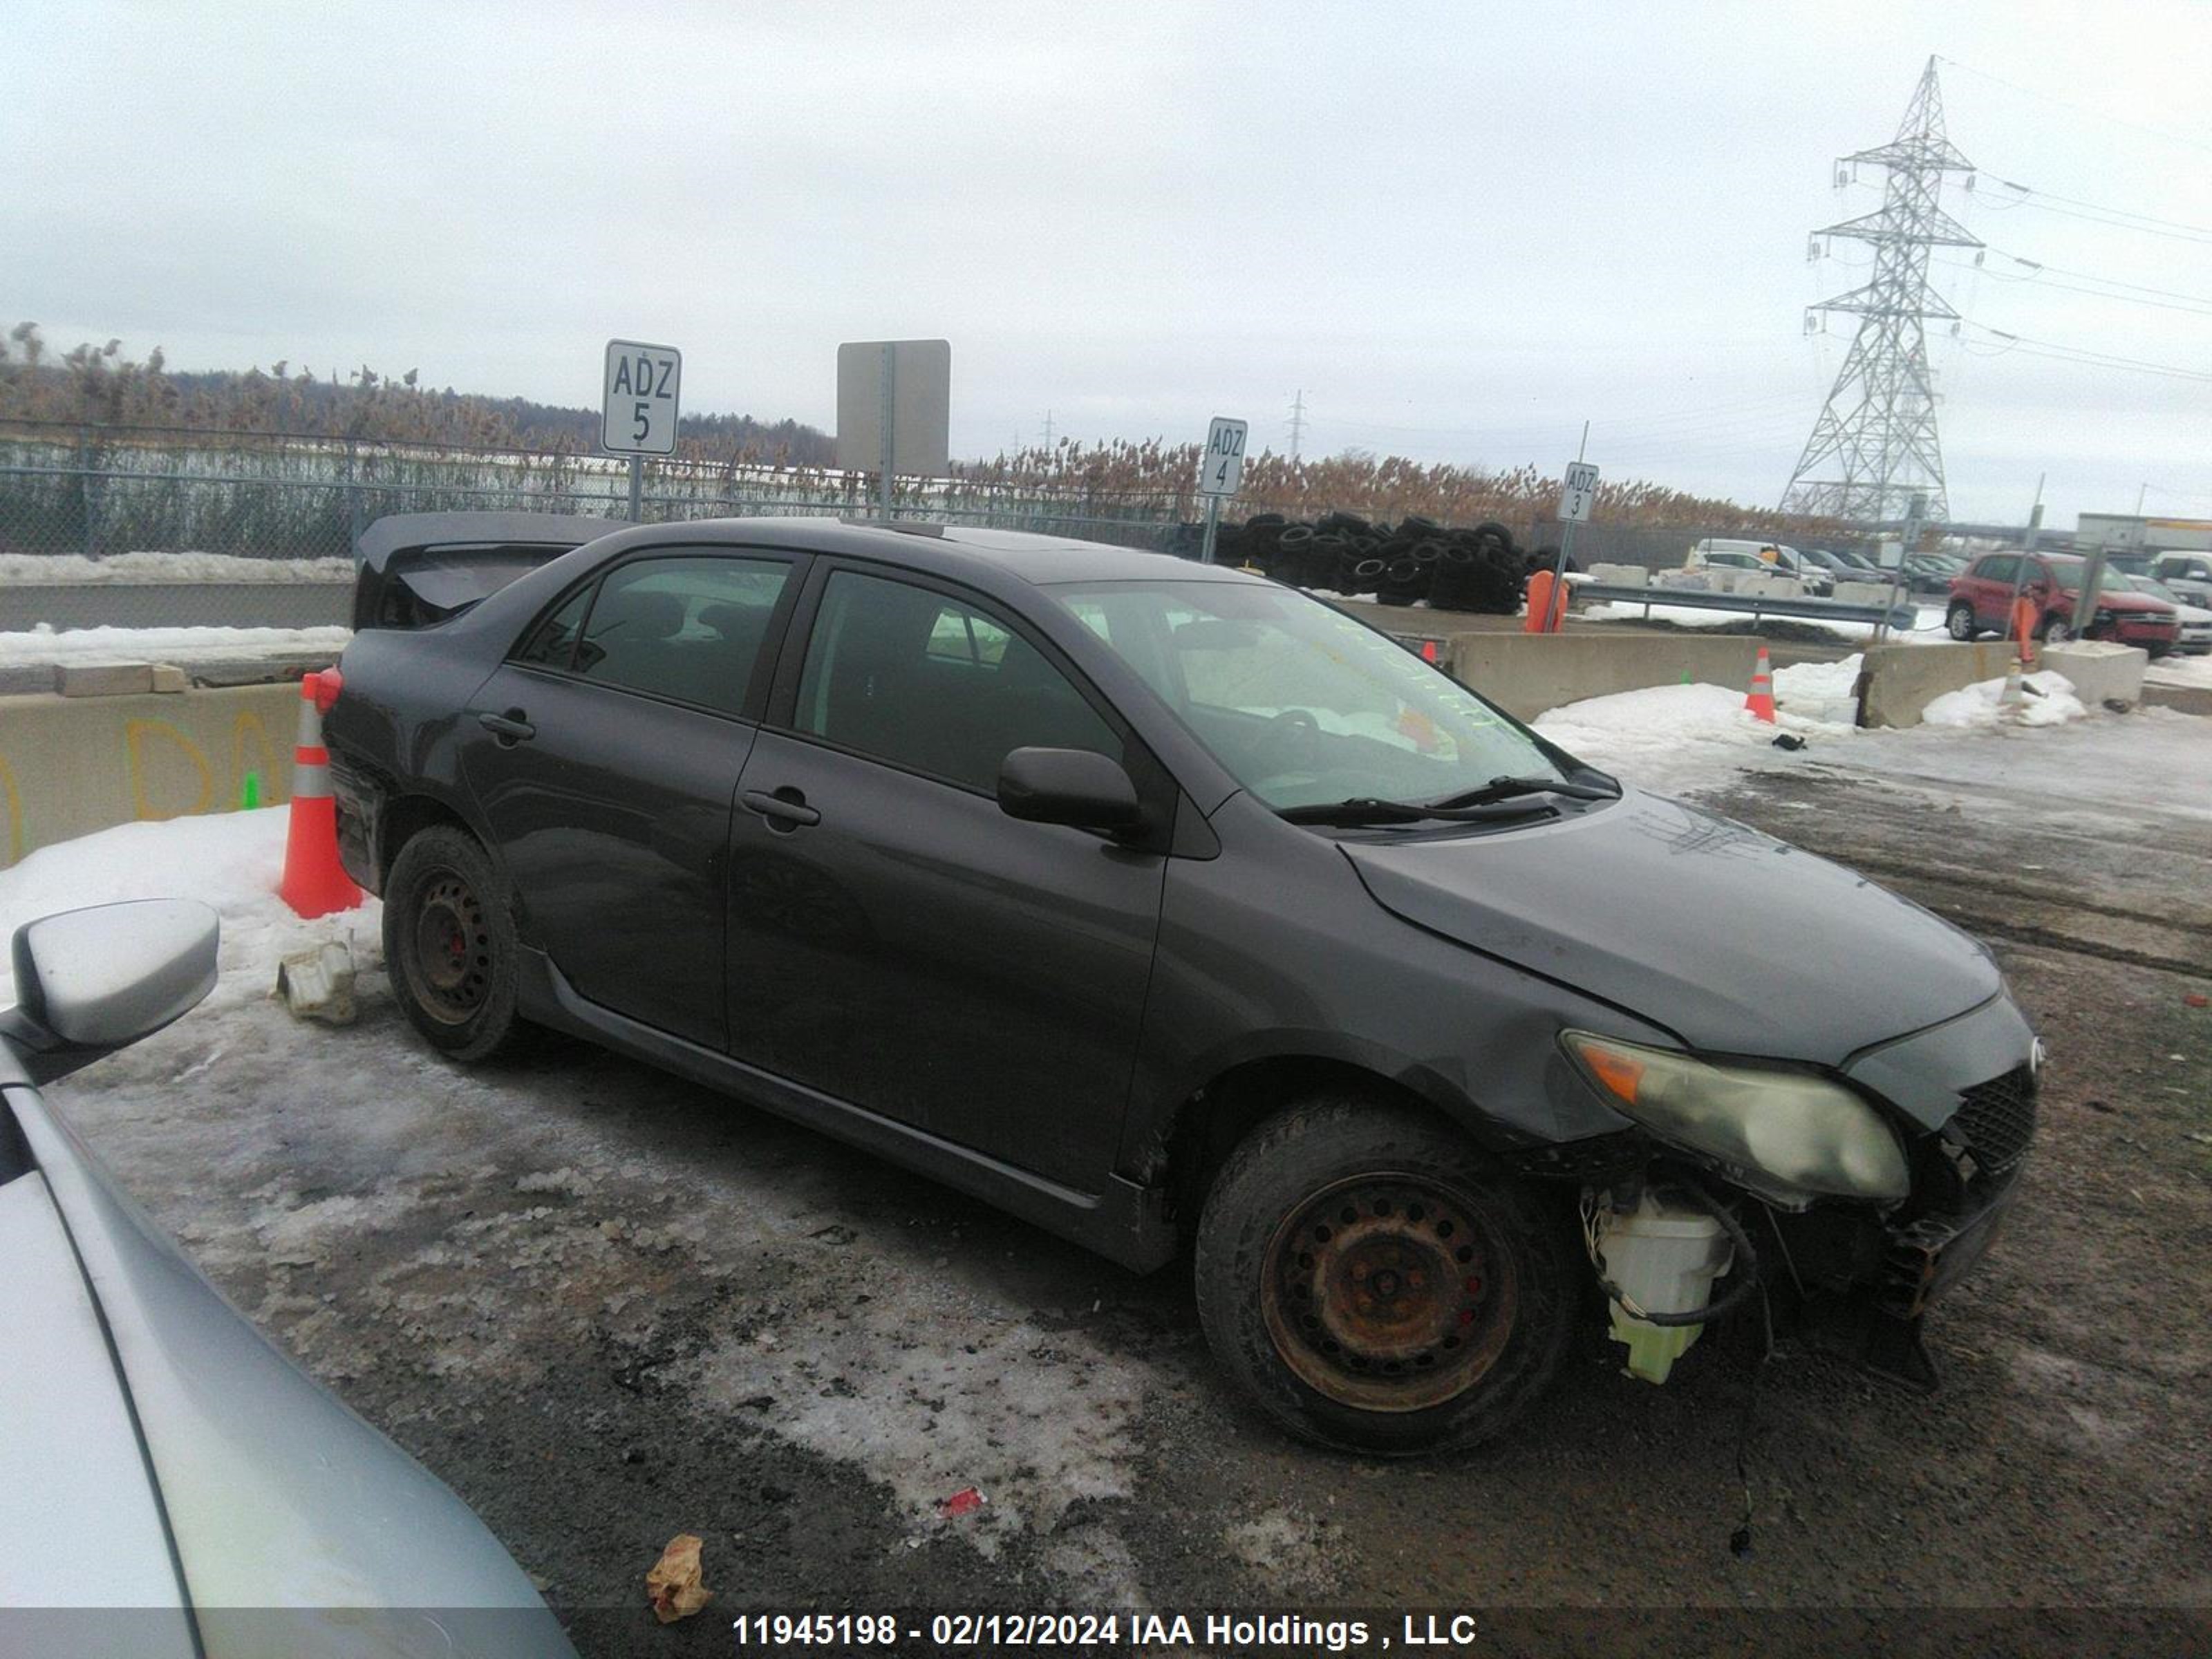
left=1288, top=389, right=1306, bottom=460
left=1781, top=57, right=1980, bottom=523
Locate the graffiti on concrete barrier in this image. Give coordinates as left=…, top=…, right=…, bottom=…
left=0, top=704, right=290, bottom=871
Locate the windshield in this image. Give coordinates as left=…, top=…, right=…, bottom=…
left=1049, top=579, right=1573, bottom=811
left=2047, top=563, right=2085, bottom=591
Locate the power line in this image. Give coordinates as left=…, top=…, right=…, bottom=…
left=1977, top=178, right=2212, bottom=245
left=1960, top=320, right=2212, bottom=382
left=1934, top=55, right=2212, bottom=160
left=1938, top=256, right=2212, bottom=318
left=1972, top=245, right=2212, bottom=308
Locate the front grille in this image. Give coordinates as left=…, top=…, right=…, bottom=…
left=1949, top=1065, right=2037, bottom=1183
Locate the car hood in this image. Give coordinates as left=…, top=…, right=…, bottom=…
left=0, top=1074, right=577, bottom=1658
left=1341, top=789, right=2000, bottom=1067
left=2078, top=590, right=2168, bottom=614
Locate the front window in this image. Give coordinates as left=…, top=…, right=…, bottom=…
left=1051, top=579, right=1573, bottom=812
left=2045, top=563, right=2084, bottom=591
left=793, top=570, right=1121, bottom=794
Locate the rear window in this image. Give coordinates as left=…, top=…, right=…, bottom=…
left=522, top=555, right=791, bottom=715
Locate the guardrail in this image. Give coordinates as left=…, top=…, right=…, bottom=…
left=1575, top=583, right=1916, bottom=628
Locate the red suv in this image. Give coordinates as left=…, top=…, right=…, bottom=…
left=1947, top=551, right=2181, bottom=653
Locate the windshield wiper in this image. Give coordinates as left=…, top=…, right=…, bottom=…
left=1421, top=773, right=1620, bottom=809
left=1277, top=796, right=1559, bottom=827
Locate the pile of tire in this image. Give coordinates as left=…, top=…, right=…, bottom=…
left=1214, top=514, right=1540, bottom=612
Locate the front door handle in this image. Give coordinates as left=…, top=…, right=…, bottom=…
left=742, top=787, right=821, bottom=829
left=478, top=709, right=535, bottom=744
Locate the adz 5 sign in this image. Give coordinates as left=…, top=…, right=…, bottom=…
left=602, top=339, right=682, bottom=457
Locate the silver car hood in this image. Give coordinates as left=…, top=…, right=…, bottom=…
left=0, top=1169, right=198, bottom=1654
left=2, top=1076, right=576, bottom=1658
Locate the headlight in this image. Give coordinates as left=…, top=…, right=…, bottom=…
left=1562, top=1031, right=1909, bottom=1206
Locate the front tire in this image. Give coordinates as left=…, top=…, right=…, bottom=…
left=383, top=824, right=534, bottom=1063
left=2037, top=614, right=2072, bottom=644
left=1946, top=601, right=1978, bottom=641
left=1194, top=1098, right=1575, bottom=1456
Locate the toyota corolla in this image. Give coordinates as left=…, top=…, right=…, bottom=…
left=324, top=514, right=2038, bottom=1454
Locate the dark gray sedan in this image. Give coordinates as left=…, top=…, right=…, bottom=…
left=327, top=515, right=2038, bottom=1454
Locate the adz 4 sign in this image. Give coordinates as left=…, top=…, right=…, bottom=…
left=603, top=340, right=682, bottom=457
left=1199, top=417, right=1248, bottom=498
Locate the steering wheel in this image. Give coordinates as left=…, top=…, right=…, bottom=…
left=1257, top=708, right=1323, bottom=774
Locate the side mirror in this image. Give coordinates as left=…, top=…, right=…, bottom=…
left=2, top=900, right=218, bottom=1083
left=997, top=747, right=1144, bottom=834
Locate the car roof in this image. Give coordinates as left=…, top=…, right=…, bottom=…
left=574, top=514, right=1248, bottom=589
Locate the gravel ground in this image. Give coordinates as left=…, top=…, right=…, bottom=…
left=39, top=718, right=2212, bottom=1657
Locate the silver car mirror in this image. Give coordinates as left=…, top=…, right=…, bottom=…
left=3, top=900, right=219, bottom=1078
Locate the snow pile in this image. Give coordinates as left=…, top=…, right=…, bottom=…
left=1922, top=669, right=2087, bottom=730
left=2146, top=652, right=2212, bottom=691
left=0, top=622, right=350, bottom=666
left=1583, top=600, right=1947, bottom=643
left=0, top=551, right=353, bottom=584
left=1535, top=685, right=1822, bottom=794
left=1771, top=653, right=1864, bottom=725
left=0, top=809, right=379, bottom=1011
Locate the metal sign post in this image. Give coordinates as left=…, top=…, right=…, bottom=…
left=2004, top=476, right=2045, bottom=653
left=2070, top=484, right=2133, bottom=644
left=878, top=344, right=897, bottom=521
left=836, top=340, right=952, bottom=523
left=601, top=339, right=682, bottom=524
left=1873, top=491, right=1926, bottom=642
left=1195, top=416, right=1248, bottom=564
left=1548, top=425, right=1597, bottom=630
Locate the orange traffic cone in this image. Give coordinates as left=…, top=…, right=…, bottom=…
left=1744, top=644, right=1778, bottom=724
left=279, top=667, right=362, bottom=919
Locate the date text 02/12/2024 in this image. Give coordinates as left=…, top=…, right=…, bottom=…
left=727, top=1611, right=1526, bottom=1651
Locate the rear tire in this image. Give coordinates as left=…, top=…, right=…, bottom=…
left=1194, top=1098, right=1575, bottom=1456
left=383, top=825, right=535, bottom=1063
left=1946, top=601, right=1978, bottom=641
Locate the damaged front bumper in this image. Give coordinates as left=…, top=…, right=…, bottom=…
left=1534, top=995, right=2041, bottom=1389
left=1779, top=1056, right=2036, bottom=1391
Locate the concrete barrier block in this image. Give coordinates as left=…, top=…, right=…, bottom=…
left=0, top=683, right=298, bottom=869
left=150, top=664, right=190, bottom=693
left=53, top=661, right=155, bottom=697
left=1588, top=563, right=1649, bottom=588
left=2041, top=642, right=2146, bottom=709
left=1333, top=601, right=1759, bottom=720
left=1833, top=581, right=1891, bottom=606
left=1741, top=575, right=1801, bottom=599
left=1859, top=641, right=2012, bottom=729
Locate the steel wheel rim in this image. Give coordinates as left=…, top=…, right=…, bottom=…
left=1261, top=1172, right=1519, bottom=1414
left=410, top=870, right=491, bottom=1024
left=1948, top=607, right=1974, bottom=639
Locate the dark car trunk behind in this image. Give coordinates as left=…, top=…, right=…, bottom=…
left=353, top=512, right=610, bottom=631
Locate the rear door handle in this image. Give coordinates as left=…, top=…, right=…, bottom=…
left=742, top=788, right=820, bottom=828
left=478, top=709, right=535, bottom=744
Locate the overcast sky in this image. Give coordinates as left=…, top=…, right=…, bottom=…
left=7, top=1, right=2210, bottom=525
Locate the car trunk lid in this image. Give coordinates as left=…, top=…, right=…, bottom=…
left=353, top=512, right=611, bottom=631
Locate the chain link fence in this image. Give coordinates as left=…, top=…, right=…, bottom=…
left=1, top=420, right=1750, bottom=635
left=0, top=421, right=1192, bottom=563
